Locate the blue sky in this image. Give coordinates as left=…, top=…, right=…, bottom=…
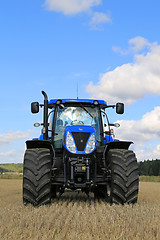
left=0, top=0, right=160, bottom=163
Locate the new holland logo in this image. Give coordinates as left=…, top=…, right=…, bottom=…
left=79, top=128, right=83, bottom=131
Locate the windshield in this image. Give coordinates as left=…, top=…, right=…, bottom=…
left=54, top=105, right=101, bottom=149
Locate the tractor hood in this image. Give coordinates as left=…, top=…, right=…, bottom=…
left=63, top=125, right=97, bottom=154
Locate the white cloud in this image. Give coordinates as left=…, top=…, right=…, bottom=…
left=0, top=149, right=25, bottom=163
left=0, top=130, right=33, bottom=145
left=115, top=106, right=160, bottom=143
left=130, top=144, right=160, bottom=161
left=153, top=144, right=160, bottom=158
left=129, top=36, right=152, bottom=53
left=114, top=107, right=160, bottom=160
left=44, top=0, right=101, bottom=15
left=0, top=130, right=34, bottom=163
left=86, top=37, right=160, bottom=104
left=89, top=12, right=111, bottom=29
left=113, top=36, right=154, bottom=55
left=130, top=143, right=160, bottom=161
left=43, top=0, right=111, bottom=30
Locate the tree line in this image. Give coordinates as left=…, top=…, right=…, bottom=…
left=138, top=159, right=160, bottom=176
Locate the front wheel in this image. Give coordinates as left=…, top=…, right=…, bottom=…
left=107, top=149, right=139, bottom=204
left=23, top=148, right=52, bottom=206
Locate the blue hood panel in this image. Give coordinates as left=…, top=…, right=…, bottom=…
left=63, top=125, right=96, bottom=154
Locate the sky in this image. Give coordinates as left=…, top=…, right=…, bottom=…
left=0, top=0, right=160, bottom=163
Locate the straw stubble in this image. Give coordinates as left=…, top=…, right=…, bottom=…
left=0, top=180, right=160, bottom=240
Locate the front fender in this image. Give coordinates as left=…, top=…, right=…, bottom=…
left=103, top=141, right=133, bottom=158
left=26, top=140, right=55, bottom=159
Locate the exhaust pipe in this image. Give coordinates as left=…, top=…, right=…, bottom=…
left=42, top=91, right=48, bottom=140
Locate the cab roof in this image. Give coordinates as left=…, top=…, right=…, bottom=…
left=48, top=99, right=107, bottom=108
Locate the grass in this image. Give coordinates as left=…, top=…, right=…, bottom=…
left=0, top=163, right=23, bottom=173
left=139, top=175, right=160, bottom=182
left=0, top=180, right=160, bottom=239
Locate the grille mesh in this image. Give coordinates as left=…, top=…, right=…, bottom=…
left=71, top=132, right=90, bottom=151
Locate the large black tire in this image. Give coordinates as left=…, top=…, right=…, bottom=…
left=23, top=148, right=52, bottom=206
left=107, top=149, right=139, bottom=204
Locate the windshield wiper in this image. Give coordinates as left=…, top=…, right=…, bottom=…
left=79, top=104, right=94, bottom=119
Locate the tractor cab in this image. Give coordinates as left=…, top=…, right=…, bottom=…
left=48, top=100, right=105, bottom=152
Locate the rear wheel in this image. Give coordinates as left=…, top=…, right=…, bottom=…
left=23, top=148, right=52, bottom=206
left=107, top=149, right=139, bottom=204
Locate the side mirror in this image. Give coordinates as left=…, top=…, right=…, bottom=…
left=116, top=103, right=124, bottom=114
left=31, top=102, right=39, bottom=113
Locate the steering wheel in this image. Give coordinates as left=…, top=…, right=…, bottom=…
left=71, top=120, right=84, bottom=125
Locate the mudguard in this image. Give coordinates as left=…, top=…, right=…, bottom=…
left=26, top=140, right=55, bottom=159
left=103, top=140, right=133, bottom=158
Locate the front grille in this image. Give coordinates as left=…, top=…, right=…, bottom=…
left=71, top=132, right=90, bottom=151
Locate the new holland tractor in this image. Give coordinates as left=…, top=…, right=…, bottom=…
left=23, top=91, right=139, bottom=206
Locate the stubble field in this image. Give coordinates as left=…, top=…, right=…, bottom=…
left=0, top=180, right=160, bottom=240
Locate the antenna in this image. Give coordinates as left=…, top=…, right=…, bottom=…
left=77, top=81, right=79, bottom=99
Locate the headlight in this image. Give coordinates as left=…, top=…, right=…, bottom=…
left=85, top=133, right=96, bottom=153
left=66, top=131, right=76, bottom=153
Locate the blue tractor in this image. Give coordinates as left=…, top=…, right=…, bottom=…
left=23, top=91, right=139, bottom=206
